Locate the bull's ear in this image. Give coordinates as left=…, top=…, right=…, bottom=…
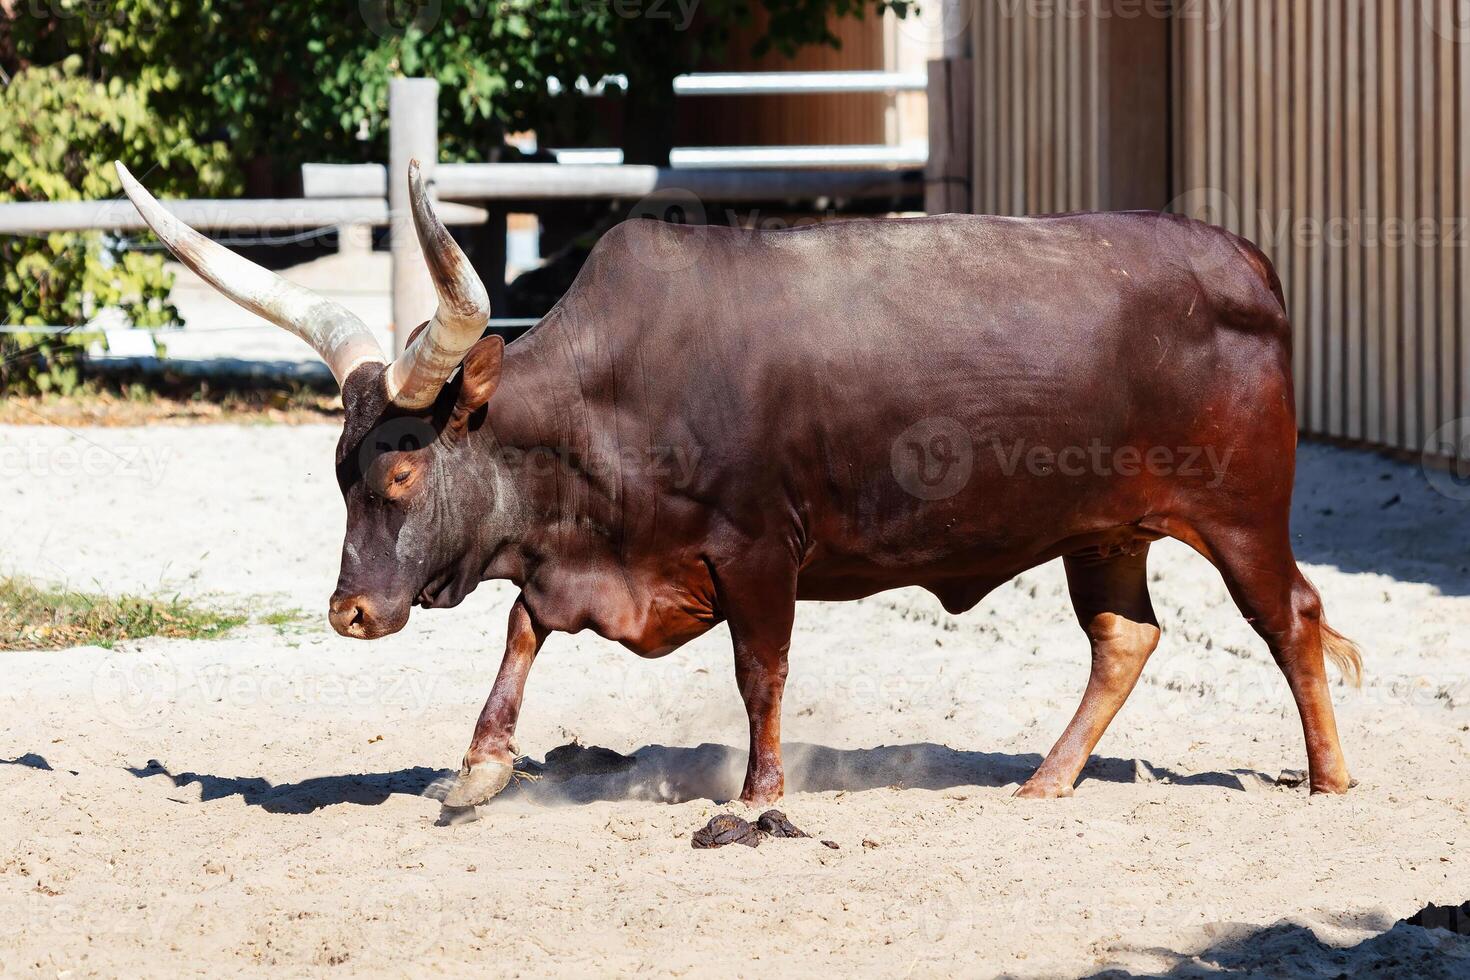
left=448, top=334, right=504, bottom=431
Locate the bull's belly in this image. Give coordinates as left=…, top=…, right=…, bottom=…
left=795, top=522, right=1161, bottom=613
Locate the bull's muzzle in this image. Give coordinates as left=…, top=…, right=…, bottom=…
left=328, top=592, right=406, bottom=640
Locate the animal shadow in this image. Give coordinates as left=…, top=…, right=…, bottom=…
left=493, top=742, right=1265, bottom=807
left=107, top=744, right=1271, bottom=814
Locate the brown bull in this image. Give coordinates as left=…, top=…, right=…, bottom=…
left=118, top=161, right=1361, bottom=809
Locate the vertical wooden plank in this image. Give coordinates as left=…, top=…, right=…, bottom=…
left=1346, top=0, right=1363, bottom=441
left=1437, top=0, right=1458, bottom=454
left=1275, top=2, right=1294, bottom=336
left=1363, top=0, right=1384, bottom=445
left=998, top=2, right=1013, bottom=214
left=1025, top=8, right=1040, bottom=214
left=973, top=3, right=985, bottom=214
left=1417, top=1, right=1436, bottom=450
left=1206, top=0, right=1225, bottom=206
left=1058, top=5, right=1070, bottom=211
left=1325, top=0, right=1345, bottom=437
left=1085, top=2, right=1101, bottom=210
left=1223, top=2, right=1240, bottom=231
left=1170, top=13, right=1181, bottom=206
left=1066, top=5, right=1083, bottom=211
left=1012, top=9, right=1027, bottom=214
left=1308, top=0, right=1328, bottom=434
left=1186, top=5, right=1208, bottom=201
left=1241, top=1, right=1258, bottom=246
left=1461, top=0, right=1470, bottom=463
left=1383, top=2, right=1402, bottom=448
left=1037, top=0, right=1054, bottom=211
left=1400, top=0, right=1420, bottom=452
left=1292, top=1, right=1312, bottom=415
left=978, top=1, right=997, bottom=214
left=1256, top=0, right=1275, bottom=259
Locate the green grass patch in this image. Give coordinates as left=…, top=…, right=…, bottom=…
left=260, top=608, right=313, bottom=635
left=0, top=576, right=252, bottom=651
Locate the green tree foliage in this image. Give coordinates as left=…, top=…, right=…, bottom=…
left=6, top=0, right=911, bottom=174
left=0, top=57, right=232, bottom=393
left=0, top=0, right=909, bottom=390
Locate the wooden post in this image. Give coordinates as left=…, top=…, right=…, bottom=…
left=925, top=57, right=973, bottom=215
left=389, top=77, right=440, bottom=355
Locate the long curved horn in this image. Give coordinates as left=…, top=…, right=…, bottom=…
left=114, top=162, right=387, bottom=389
left=382, top=159, right=492, bottom=410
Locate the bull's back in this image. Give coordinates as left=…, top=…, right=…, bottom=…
left=580, top=212, right=1293, bottom=586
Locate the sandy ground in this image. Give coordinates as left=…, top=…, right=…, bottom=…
left=2, top=422, right=1468, bottom=978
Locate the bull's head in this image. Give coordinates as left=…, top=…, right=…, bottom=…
left=117, top=161, right=505, bottom=640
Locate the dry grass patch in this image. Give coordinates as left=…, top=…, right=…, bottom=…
left=0, top=375, right=340, bottom=427
left=0, top=576, right=251, bottom=650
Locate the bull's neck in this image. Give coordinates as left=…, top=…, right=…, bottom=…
left=473, top=318, right=615, bottom=584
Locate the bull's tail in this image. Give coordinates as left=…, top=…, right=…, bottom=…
left=1290, top=566, right=1363, bottom=687
left=1321, top=619, right=1364, bottom=688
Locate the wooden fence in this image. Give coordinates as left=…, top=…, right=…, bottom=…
left=960, top=0, right=1469, bottom=462
left=1173, top=0, right=1468, bottom=460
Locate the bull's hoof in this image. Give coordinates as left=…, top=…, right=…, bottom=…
left=1013, top=777, right=1074, bottom=800
left=442, top=760, right=513, bottom=808
left=1308, top=774, right=1356, bottom=795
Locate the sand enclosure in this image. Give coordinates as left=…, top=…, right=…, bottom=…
left=2, top=423, right=1468, bottom=976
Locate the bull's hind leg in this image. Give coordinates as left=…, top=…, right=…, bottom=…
left=1187, top=522, right=1359, bottom=794
left=1016, top=547, right=1161, bottom=799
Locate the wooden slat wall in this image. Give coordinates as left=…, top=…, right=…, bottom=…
left=1174, top=0, right=1468, bottom=459
left=679, top=8, right=888, bottom=148
left=970, top=0, right=1102, bottom=214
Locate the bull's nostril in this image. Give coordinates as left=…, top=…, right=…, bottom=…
left=329, top=593, right=375, bottom=637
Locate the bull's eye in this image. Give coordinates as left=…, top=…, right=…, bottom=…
left=392, top=469, right=411, bottom=485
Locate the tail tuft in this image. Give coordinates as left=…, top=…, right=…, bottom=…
left=1322, top=623, right=1363, bottom=688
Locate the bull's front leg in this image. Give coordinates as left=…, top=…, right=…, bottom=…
left=721, top=560, right=798, bottom=807
left=443, top=594, right=547, bottom=808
